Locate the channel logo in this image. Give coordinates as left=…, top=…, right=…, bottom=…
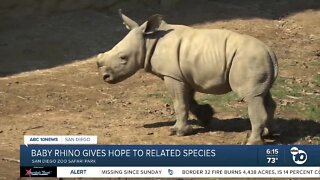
left=20, top=166, right=57, bottom=177
left=168, top=169, right=174, bottom=175
left=290, top=147, right=308, bottom=165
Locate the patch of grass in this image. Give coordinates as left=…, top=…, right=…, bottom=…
left=314, top=74, right=320, bottom=87
left=146, top=93, right=163, bottom=98
left=195, top=92, right=249, bottom=116
left=197, top=92, right=238, bottom=109
left=146, top=93, right=172, bottom=105
left=271, top=76, right=316, bottom=98
left=305, top=104, right=320, bottom=121
left=274, top=77, right=287, bottom=85
left=278, top=103, right=297, bottom=111
left=271, top=87, right=288, bottom=98
left=162, top=96, right=173, bottom=105
left=272, top=77, right=289, bottom=98
left=288, top=83, right=306, bottom=97
left=308, top=59, right=320, bottom=67
left=272, top=76, right=320, bottom=121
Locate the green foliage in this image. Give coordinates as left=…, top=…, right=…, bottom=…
left=197, top=92, right=238, bottom=107
left=314, top=74, right=320, bottom=87
left=305, top=104, right=320, bottom=121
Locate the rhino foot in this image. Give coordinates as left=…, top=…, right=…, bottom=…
left=169, top=125, right=194, bottom=136
left=262, top=127, right=270, bottom=137
left=262, top=125, right=281, bottom=137
left=246, top=136, right=264, bottom=145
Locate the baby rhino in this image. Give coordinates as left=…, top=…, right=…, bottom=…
left=97, top=10, right=278, bottom=145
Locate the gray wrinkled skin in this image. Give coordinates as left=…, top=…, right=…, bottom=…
left=97, top=11, right=278, bottom=145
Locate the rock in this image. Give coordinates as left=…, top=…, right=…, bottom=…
left=0, top=0, right=18, bottom=8
left=160, top=0, right=181, bottom=9
left=21, top=0, right=37, bottom=6
left=91, top=0, right=118, bottom=9
left=59, top=0, right=92, bottom=11
left=41, top=0, right=59, bottom=14
left=309, top=34, right=315, bottom=40
left=10, top=5, right=36, bottom=16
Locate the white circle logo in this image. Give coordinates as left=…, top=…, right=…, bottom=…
left=290, top=147, right=307, bottom=165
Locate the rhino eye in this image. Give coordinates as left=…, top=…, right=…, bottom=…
left=119, top=55, right=128, bottom=64
left=119, top=54, right=127, bottom=60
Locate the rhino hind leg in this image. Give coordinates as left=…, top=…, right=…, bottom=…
left=246, top=95, right=268, bottom=145
left=262, top=91, right=278, bottom=137
left=189, top=91, right=215, bottom=127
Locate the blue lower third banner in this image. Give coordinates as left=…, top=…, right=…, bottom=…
left=20, top=145, right=320, bottom=178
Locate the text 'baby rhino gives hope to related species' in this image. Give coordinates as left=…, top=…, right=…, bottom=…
left=97, top=10, right=278, bottom=145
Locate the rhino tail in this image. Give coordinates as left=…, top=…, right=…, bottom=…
left=267, top=48, right=278, bottom=82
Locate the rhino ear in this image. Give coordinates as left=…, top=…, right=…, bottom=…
left=118, top=9, right=139, bottom=30
left=140, top=14, right=164, bottom=35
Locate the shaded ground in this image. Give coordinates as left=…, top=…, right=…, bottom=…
left=0, top=1, right=320, bottom=179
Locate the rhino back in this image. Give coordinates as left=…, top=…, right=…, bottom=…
left=178, top=28, right=238, bottom=94
left=149, top=25, right=275, bottom=95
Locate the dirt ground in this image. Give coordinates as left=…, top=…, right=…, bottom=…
left=0, top=1, right=320, bottom=179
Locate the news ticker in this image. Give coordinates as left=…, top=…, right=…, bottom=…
left=20, top=166, right=320, bottom=178
left=20, top=143, right=320, bottom=178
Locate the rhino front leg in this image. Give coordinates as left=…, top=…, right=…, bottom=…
left=164, top=77, right=193, bottom=136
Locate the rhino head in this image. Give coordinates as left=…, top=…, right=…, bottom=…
left=97, top=10, right=164, bottom=84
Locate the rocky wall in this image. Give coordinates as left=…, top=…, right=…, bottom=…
left=0, top=0, right=181, bottom=16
